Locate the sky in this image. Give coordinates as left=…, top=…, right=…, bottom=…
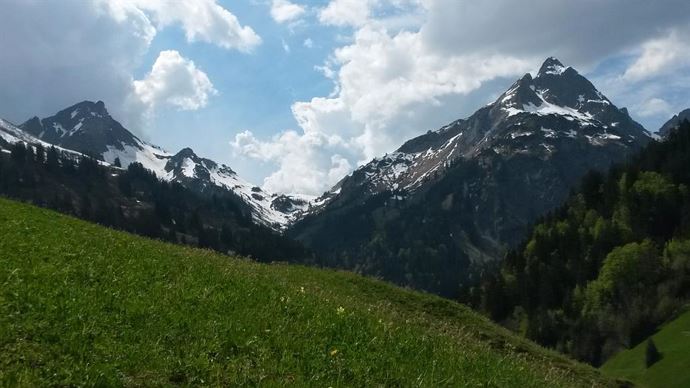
left=0, top=0, right=689, bottom=196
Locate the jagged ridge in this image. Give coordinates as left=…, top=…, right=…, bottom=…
left=4, top=101, right=311, bottom=230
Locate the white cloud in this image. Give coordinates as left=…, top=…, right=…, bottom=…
left=303, top=38, right=314, bottom=48
left=233, top=24, right=533, bottom=194
left=270, top=0, right=306, bottom=24
left=592, top=25, right=690, bottom=129
left=103, top=0, right=261, bottom=52
left=0, top=0, right=257, bottom=132
left=132, top=50, right=217, bottom=113
left=231, top=128, right=352, bottom=194
left=281, top=39, right=291, bottom=53
left=319, top=0, right=374, bottom=27
left=635, top=98, right=674, bottom=118
left=623, top=30, right=690, bottom=81
left=233, top=0, right=690, bottom=195
left=317, top=0, right=429, bottom=30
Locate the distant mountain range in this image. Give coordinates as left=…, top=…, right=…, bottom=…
left=289, top=57, right=655, bottom=296
left=1, top=101, right=312, bottom=230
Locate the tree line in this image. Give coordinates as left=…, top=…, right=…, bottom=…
left=0, top=142, right=313, bottom=264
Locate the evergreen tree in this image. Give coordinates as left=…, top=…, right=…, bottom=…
left=10, top=143, right=27, bottom=164
left=46, top=146, right=59, bottom=171
left=35, top=143, right=45, bottom=164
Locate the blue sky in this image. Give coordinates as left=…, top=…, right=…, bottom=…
left=139, top=0, right=340, bottom=182
left=1, top=0, right=689, bottom=195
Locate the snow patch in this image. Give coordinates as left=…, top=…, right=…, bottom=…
left=52, top=122, right=66, bottom=136
left=181, top=158, right=196, bottom=178
left=540, top=127, right=557, bottom=138
left=542, top=64, right=568, bottom=76
left=510, top=131, right=533, bottom=139
left=504, top=89, right=596, bottom=125
left=102, top=142, right=173, bottom=180
left=70, top=120, right=83, bottom=135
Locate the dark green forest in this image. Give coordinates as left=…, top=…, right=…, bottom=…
left=0, top=143, right=311, bottom=263
left=465, top=120, right=690, bottom=366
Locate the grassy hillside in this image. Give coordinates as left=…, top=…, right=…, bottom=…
left=0, top=197, right=611, bottom=386
left=602, top=308, right=690, bottom=387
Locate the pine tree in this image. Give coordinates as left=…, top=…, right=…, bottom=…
left=46, top=146, right=59, bottom=171
left=10, top=143, right=27, bottom=164
left=35, top=143, right=45, bottom=164
left=113, top=157, right=122, bottom=168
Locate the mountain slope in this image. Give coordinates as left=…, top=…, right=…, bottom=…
left=0, top=139, right=310, bottom=263
left=468, top=120, right=690, bottom=366
left=0, top=197, right=614, bottom=386
left=1, top=117, right=86, bottom=161
left=16, top=101, right=308, bottom=229
left=289, top=57, right=651, bottom=297
left=659, top=108, right=690, bottom=138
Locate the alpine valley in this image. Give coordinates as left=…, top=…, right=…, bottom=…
left=2, top=55, right=690, bottom=386
left=0, top=58, right=656, bottom=295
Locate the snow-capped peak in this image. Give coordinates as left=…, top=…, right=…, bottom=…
left=537, top=57, right=568, bottom=77
left=9, top=101, right=316, bottom=231
left=314, top=57, right=651, bottom=208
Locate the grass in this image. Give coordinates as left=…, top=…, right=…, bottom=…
left=0, top=197, right=612, bottom=386
left=602, top=308, right=690, bottom=387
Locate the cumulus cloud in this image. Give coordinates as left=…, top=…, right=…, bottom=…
left=319, top=0, right=374, bottom=27
left=0, top=0, right=257, bottom=129
left=132, top=50, right=217, bottom=114
left=635, top=98, right=674, bottom=118
left=623, top=30, right=690, bottom=81
left=232, top=0, right=690, bottom=195
left=318, top=0, right=421, bottom=28
left=104, top=0, right=261, bottom=52
left=231, top=128, right=353, bottom=194
left=593, top=24, right=690, bottom=129
left=233, top=24, right=533, bottom=194
left=270, top=0, right=306, bottom=24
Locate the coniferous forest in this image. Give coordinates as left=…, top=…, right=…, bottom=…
left=465, top=120, right=690, bottom=366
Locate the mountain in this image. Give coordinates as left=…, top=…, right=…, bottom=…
left=0, top=196, right=614, bottom=386
left=659, top=108, right=690, bottom=138
left=0, top=128, right=312, bottom=263
left=289, top=57, right=652, bottom=297
left=1, top=117, right=81, bottom=158
left=14, top=101, right=308, bottom=229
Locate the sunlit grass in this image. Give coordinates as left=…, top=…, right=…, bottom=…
left=0, top=197, right=610, bottom=386
left=602, top=308, right=690, bottom=388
